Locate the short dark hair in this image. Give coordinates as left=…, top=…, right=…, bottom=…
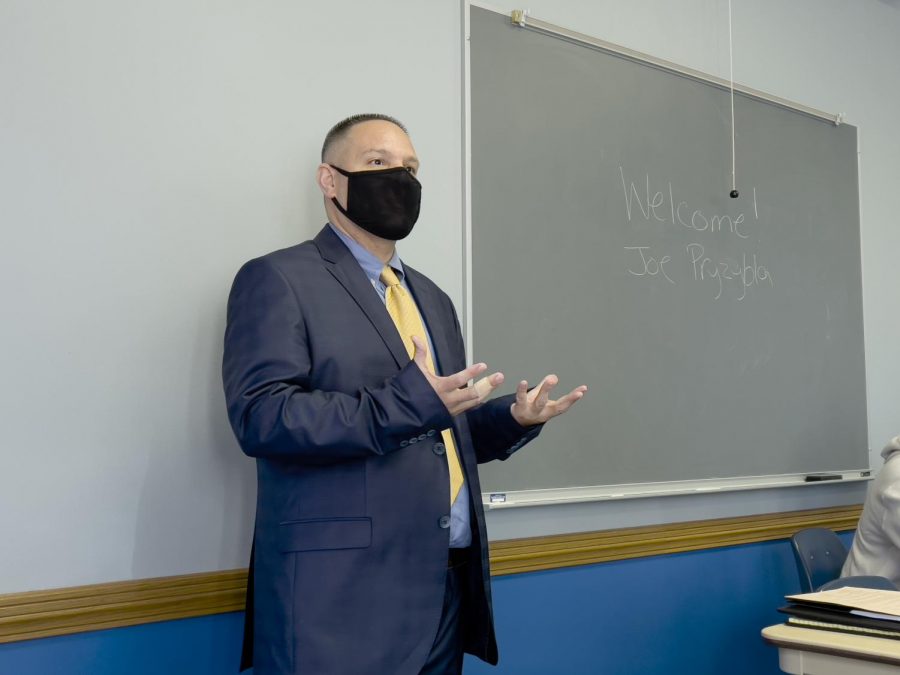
left=321, top=114, right=408, bottom=161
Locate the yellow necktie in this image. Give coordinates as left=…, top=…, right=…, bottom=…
left=381, top=265, right=464, bottom=505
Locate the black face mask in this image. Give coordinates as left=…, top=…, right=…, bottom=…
left=330, top=165, right=421, bottom=241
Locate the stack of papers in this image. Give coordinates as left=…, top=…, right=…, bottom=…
left=780, top=587, right=900, bottom=640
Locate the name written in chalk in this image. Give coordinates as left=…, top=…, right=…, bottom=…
left=617, top=166, right=774, bottom=301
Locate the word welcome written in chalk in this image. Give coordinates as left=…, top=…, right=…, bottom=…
left=618, top=166, right=757, bottom=239
left=617, top=166, right=773, bottom=301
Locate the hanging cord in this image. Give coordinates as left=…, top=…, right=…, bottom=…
left=728, top=0, right=739, bottom=198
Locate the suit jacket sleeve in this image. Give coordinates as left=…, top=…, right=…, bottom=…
left=222, top=257, right=453, bottom=463
left=465, top=393, right=542, bottom=464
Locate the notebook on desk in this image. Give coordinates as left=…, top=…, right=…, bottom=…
left=780, top=587, right=900, bottom=640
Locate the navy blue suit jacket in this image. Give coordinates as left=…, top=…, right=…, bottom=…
left=222, top=226, right=540, bottom=674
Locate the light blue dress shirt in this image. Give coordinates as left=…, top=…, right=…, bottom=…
left=329, top=223, right=472, bottom=548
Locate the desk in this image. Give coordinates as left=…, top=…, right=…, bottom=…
left=763, top=623, right=900, bottom=674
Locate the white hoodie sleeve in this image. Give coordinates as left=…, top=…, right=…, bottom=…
left=878, top=436, right=900, bottom=550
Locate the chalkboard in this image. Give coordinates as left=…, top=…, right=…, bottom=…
left=468, top=6, right=868, bottom=494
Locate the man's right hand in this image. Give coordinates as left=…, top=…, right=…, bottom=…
left=411, top=335, right=503, bottom=416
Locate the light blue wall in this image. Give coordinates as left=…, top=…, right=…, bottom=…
left=1, top=534, right=853, bottom=675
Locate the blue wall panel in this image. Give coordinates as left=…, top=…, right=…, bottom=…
left=0, top=612, right=246, bottom=675
left=0, top=534, right=853, bottom=674
left=466, top=541, right=799, bottom=675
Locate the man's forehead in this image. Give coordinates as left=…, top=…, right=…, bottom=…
left=345, top=120, right=414, bottom=153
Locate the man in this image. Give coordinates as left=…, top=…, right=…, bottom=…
left=223, top=114, right=587, bottom=674
left=841, top=435, right=900, bottom=586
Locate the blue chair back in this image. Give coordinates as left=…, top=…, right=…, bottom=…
left=791, top=527, right=848, bottom=592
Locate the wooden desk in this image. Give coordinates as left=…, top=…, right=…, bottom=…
left=763, top=623, right=900, bottom=674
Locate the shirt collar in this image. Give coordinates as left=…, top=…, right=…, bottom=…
left=328, top=222, right=404, bottom=283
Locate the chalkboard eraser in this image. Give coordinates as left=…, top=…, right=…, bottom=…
left=804, top=473, right=842, bottom=482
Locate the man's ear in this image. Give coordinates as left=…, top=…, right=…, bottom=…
left=317, top=163, right=338, bottom=199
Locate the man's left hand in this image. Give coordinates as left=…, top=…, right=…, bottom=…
left=510, top=375, right=588, bottom=427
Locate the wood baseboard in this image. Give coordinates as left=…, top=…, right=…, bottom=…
left=488, top=504, right=862, bottom=576
left=0, top=570, right=247, bottom=645
left=0, top=504, right=861, bottom=644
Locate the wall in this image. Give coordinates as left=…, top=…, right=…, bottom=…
left=0, top=614, right=245, bottom=675
left=0, top=533, right=854, bottom=675
left=0, top=0, right=896, bottom=596
left=0, top=0, right=465, bottom=594
left=467, top=540, right=797, bottom=675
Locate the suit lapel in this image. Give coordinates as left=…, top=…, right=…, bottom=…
left=314, top=226, right=410, bottom=369
left=315, top=227, right=479, bottom=481
left=404, top=267, right=456, bottom=377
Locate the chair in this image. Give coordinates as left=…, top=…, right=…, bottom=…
left=819, top=575, right=898, bottom=591
left=791, top=527, right=848, bottom=592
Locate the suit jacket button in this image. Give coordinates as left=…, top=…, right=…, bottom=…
left=427, top=429, right=436, bottom=437
left=433, top=442, right=446, bottom=456
left=439, top=515, right=451, bottom=529
left=409, top=437, right=418, bottom=444
left=400, top=440, right=409, bottom=448
left=418, top=434, right=427, bottom=441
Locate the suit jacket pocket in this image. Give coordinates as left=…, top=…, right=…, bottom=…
left=277, top=517, right=372, bottom=553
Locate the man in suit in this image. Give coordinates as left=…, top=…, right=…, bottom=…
left=223, top=114, right=587, bottom=675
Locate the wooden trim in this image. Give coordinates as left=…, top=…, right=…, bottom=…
left=488, top=504, right=862, bottom=576
left=0, top=570, right=247, bottom=645
left=0, top=504, right=861, bottom=644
